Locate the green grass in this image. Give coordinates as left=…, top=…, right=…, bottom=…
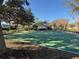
left=5, top=31, right=79, bottom=53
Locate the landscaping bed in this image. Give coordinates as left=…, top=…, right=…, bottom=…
left=0, top=41, right=79, bottom=59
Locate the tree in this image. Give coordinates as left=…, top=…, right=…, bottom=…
left=7, top=0, right=34, bottom=31
left=65, top=0, right=79, bottom=14
left=0, top=0, right=33, bottom=54
left=51, top=19, right=68, bottom=31
left=65, top=0, right=79, bottom=30
left=1, top=0, right=34, bottom=31
left=32, top=24, right=38, bottom=30
left=0, top=0, right=6, bottom=55
left=53, top=23, right=57, bottom=31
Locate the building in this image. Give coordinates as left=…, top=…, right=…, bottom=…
left=1, top=21, right=10, bottom=29
left=37, top=24, right=48, bottom=30
left=1, top=21, right=17, bottom=29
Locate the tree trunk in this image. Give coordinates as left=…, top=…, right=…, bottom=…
left=0, top=20, right=6, bottom=55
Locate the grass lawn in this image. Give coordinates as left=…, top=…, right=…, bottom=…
left=5, top=31, right=79, bottom=54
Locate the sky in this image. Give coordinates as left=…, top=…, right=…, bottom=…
left=4, top=0, right=77, bottom=23
left=28, top=0, right=77, bottom=23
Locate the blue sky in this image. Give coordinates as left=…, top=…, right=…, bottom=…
left=28, top=0, right=77, bottom=23
left=4, top=0, right=77, bottom=23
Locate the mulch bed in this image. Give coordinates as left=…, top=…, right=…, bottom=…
left=0, top=45, right=79, bottom=59
left=0, top=41, right=79, bottom=59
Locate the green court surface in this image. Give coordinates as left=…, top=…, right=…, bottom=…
left=6, top=31, right=79, bottom=54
